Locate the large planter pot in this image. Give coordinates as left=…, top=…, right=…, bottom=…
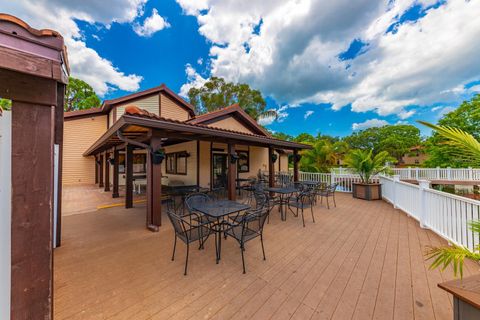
left=352, top=183, right=382, bottom=200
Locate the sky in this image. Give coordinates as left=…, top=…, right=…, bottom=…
left=2, top=0, right=480, bottom=137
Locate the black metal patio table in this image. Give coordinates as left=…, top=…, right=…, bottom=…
left=163, top=185, right=209, bottom=212
left=264, top=186, right=299, bottom=221
left=192, top=200, right=251, bottom=263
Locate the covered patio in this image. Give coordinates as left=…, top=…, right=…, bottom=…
left=82, top=106, right=310, bottom=233
left=54, top=192, right=478, bottom=320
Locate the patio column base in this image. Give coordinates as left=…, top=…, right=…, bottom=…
left=147, top=224, right=160, bottom=232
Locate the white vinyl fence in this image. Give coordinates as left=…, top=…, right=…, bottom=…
left=392, top=167, right=480, bottom=181
left=0, top=111, right=11, bottom=320
left=380, top=175, right=480, bottom=252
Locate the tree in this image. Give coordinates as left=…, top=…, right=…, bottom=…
left=424, top=94, right=480, bottom=167
left=0, top=98, right=11, bottom=111
left=344, top=149, right=393, bottom=183
left=187, top=77, right=276, bottom=120
left=271, top=132, right=293, bottom=141
left=64, top=77, right=101, bottom=112
left=294, top=133, right=316, bottom=144
left=419, top=121, right=480, bottom=277
left=344, top=124, right=421, bottom=162
left=299, top=139, right=344, bottom=173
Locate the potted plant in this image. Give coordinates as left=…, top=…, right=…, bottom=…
left=344, top=149, right=391, bottom=200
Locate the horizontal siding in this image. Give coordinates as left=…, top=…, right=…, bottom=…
left=63, top=115, right=107, bottom=185
left=115, top=94, right=160, bottom=121
left=160, top=93, right=190, bottom=121
left=207, top=116, right=254, bottom=134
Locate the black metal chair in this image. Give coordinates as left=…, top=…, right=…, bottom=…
left=166, top=208, right=213, bottom=275
left=319, top=183, right=338, bottom=209
left=288, top=189, right=316, bottom=227
left=185, top=192, right=216, bottom=240
left=224, top=205, right=270, bottom=273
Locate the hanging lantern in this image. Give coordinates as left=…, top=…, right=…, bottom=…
left=152, top=149, right=165, bottom=165
left=230, top=153, right=239, bottom=164
left=271, top=153, right=278, bottom=163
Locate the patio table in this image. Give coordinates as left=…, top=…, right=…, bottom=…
left=163, top=185, right=209, bottom=212
left=264, top=186, right=299, bottom=221
left=193, top=200, right=250, bottom=263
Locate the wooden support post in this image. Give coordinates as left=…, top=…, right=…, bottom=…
left=54, top=83, right=64, bottom=248
left=125, top=145, right=133, bottom=208
left=147, top=137, right=162, bottom=231
left=98, top=154, right=104, bottom=188
left=293, top=149, right=299, bottom=182
left=112, top=148, right=119, bottom=198
left=104, top=151, right=110, bottom=192
left=94, top=155, right=99, bottom=184
left=227, top=143, right=236, bottom=201
left=268, top=147, right=275, bottom=188
left=11, top=102, right=54, bottom=319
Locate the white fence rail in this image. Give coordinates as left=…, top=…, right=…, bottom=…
left=333, top=167, right=480, bottom=181
left=0, top=111, right=11, bottom=320
left=380, top=175, right=480, bottom=252
left=298, top=171, right=379, bottom=193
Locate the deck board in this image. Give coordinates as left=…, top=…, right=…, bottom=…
left=54, top=192, right=479, bottom=320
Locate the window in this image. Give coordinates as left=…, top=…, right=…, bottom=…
left=118, top=153, right=146, bottom=174
left=165, top=151, right=188, bottom=175
left=237, top=150, right=249, bottom=173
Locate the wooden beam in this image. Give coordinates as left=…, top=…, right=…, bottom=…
left=227, top=143, right=236, bottom=201
left=104, top=151, right=110, bottom=192
left=0, top=68, right=57, bottom=106
left=125, top=144, right=133, bottom=209
left=98, top=154, right=104, bottom=188
left=268, top=147, right=275, bottom=188
left=146, top=136, right=162, bottom=231
left=293, top=149, right=299, bottom=182
left=94, top=155, right=99, bottom=184
left=112, top=148, right=120, bottom=198
left=54, top=83, right=65, bottom=248
left=11, top=102, right=54, bottom=320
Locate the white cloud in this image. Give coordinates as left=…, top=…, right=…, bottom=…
left=2, top=0, right=145, bottom=96
left=258, top=104, right=290, bottom=125
left=133, top=8, right=170, bottom=37
left=398, top=109, right=416, bottom=120
left=469, top=85, right=480, bottom=93
left=177, top=0, right=480, bottom=118
left=179, top=64, right=208, bottom=97
left=304, top=110, right=314, bottom=119
left=352, top=118, right=388, bottom=130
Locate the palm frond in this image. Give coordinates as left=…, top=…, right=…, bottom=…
left=469, top=220, right=480, bottom=233
left=425, top=245, right=480, bottom=278
left=418, top=121, right=480, bottom=159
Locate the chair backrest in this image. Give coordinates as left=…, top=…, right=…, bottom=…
left=253, top=191, right=268, bottom=209
left=242, top=206, right=270, bottom=235
left=185, top=192, right=211, bottom=212
left=328, top=183, right=338, bottom=193
left=166, top=208, right=188, bottom=238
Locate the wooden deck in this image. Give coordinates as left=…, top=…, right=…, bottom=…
left=54, top=192, right=479, bottom=320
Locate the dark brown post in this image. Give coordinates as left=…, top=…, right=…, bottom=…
left=94, top=155, right=99, bottom=184
left=293, top=149, right=299, bottom=182
left=11, top=102, right=54, bottom=319
left=125, top=144, right=134, bottom=208
left=104, top=151, right=110, bottom=192
left=98, top=154, right=104, bottom=188
left=268, top=147, right=275, bottom=187
left=147, top=136, right=162, bottom=231
left=55, top=83, right=64, bottom=247
left=112, top=148, right=119, bottom=198
left=227, top=143, right=236, bottom=201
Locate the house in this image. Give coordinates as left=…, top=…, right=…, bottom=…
left=398, top=145, right=428, bottom=167
left=64, top=85, right=296, bottom=189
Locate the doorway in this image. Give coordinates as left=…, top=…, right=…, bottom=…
left=212, top=153, right=228, bottom=188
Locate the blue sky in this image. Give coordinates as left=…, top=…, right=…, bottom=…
left=4, top=0, right=479, bottom=137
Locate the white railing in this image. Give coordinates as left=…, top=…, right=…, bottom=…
left=298, top=171, right=378, bottom=193
left=392, top=167, right=480, bottom=181
left=380, top=175, right=480, bottom=251
left=0, top=111, right=11, bottom=320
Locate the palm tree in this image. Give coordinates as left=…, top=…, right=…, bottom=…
left=299, top=139, right=338, bottom=172
left=419, top=120, right=480, bottom=277
left=343, top=149, right=391, bottom=183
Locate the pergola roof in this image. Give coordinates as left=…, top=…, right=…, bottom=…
left=84, top=107, right=311, bottom=156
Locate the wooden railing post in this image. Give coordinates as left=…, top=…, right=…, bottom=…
left=418, top=179, right=430, bottom=229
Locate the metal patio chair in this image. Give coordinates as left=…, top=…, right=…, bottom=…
left=287, top=189, right=316, bottom=227
left=224, top=205, right=270, bottom=273
left=319, top=183, right=338, bottom=209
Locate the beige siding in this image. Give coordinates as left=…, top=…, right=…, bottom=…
left=115, top=94, right=160, bottom=121
left=207, top=116, right=254, bottom=135
left=162, top=141, right=197, bottom=186
left=63, top=115, right=107, bottom=185
left=160, top=93, right=190, bottom=121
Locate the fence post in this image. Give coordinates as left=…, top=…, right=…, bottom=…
left=331, top=171, right=335, bottom=185
left=415, top=167, right=419, bottom=180
left=393, top=175, right=400, bottom=209
left=436, top=166, right=440, bottom=179
left=418, top=179, right=430, bottom=229
left=447, top=167, right=452, bottom=180
left=408, top=167, right=412, bottom=179
left=469, top=167, right=473, bottom=180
